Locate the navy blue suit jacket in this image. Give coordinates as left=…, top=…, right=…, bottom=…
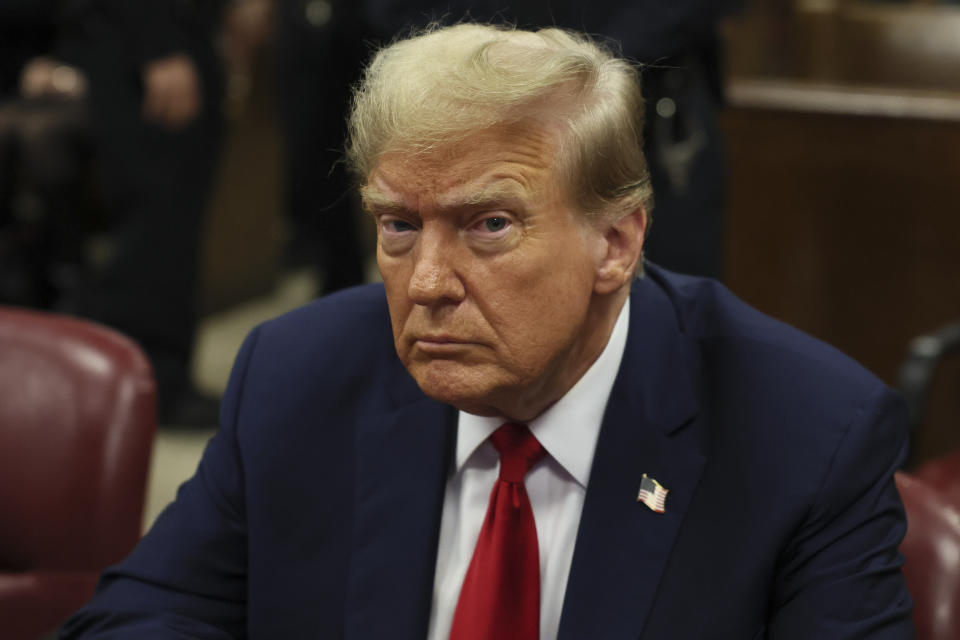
left=63, top=264, right=912, bottom=638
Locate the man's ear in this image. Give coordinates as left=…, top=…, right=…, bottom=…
left=594, top=206, right=646, bottom=295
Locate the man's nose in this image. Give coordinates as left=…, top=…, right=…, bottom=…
left=407, top=236, right=466, bottom=306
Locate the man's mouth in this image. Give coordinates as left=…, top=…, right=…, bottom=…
left=417, top=335, right=465, bottom=344
left=412, top=335, right=478, bottom=354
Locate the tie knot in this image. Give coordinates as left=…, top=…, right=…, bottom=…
left=491, top=423, right=545, bottom=483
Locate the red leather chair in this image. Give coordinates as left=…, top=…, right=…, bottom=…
left=896, top=471, right=960, bottom=640
left=0, top=306, right=156, bottom=639
left=915, top=449, right=960, bottom=510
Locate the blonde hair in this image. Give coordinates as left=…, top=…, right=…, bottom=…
left=346, top=23, right=652, bottom=221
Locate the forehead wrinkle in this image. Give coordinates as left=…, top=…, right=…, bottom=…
left=434, top=144, right=557, bottom=209
left=365, top=125, right=561, bottom=214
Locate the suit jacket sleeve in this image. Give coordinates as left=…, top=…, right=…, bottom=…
left=768, top=385, right=913, bottom=638
left=60, top=326, right=261, bottom=639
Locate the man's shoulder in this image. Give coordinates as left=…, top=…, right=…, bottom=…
left=638, top=266, right=908, bottom=509
left=644, top=263, right=884, bottom=398
left=637, top=264, right=900, bottom=468
left=257, top=282, right=391, bottom=347
left=238, top=282, right=396, bottom=383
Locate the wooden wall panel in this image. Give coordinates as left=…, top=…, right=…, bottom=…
left=723, top=81, right=960, bottom=465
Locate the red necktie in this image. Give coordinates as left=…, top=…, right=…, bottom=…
left=449, top=422, right=547, bottom=640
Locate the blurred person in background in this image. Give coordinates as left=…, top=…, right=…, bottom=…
left=0, top=0, right=228, bottom=426
left=555, top=0, right=745, bottom=279
left=227, top=0, right=372, bottom=294
left=275, top=0, right=369, bottom=292
left=0, top=0, right=89, bottom=309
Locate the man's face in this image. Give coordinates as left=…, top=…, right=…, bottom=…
left=365, top=126, right=623, bottom=421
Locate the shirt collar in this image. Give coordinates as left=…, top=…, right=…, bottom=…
left=455, top=297, right=630, bottom=488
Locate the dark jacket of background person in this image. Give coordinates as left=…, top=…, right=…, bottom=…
left=1, top=0, right=228, bottom=420
left=0, top=1, right=58, bottom=95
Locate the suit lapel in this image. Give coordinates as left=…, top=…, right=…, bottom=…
left=558, top=273, right=708, bottom=640
left=344, top=358, right=456, bottom=640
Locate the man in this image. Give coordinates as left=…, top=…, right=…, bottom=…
left=63, top=24, right=912, bottom=639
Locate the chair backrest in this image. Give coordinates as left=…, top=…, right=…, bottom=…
left=898, top=321, right=960, bottom=467
left=896, top=471, right=960, bottom=640
left=915, top=449, right=960, bottom=511
left=0, top=306, right=156, bottom=572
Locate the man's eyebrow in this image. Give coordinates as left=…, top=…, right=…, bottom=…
left=437, top=182, right=527, bottom=209
left=361, top=180, right=529, bottom=213
left=360, top=185, right=408, bottom=214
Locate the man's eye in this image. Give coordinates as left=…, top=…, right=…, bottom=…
left=484, top=217, right=508, bottom=232
left=383, top=219, right=416, bottom=233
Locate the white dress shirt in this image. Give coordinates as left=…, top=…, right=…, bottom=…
left=427, top=299, right=630, bottom=640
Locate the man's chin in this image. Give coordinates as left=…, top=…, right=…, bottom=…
left=407, top=360, right=505, bottom=416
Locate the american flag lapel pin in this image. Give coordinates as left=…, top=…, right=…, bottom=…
left=637, top=473, right=668, bottom=513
